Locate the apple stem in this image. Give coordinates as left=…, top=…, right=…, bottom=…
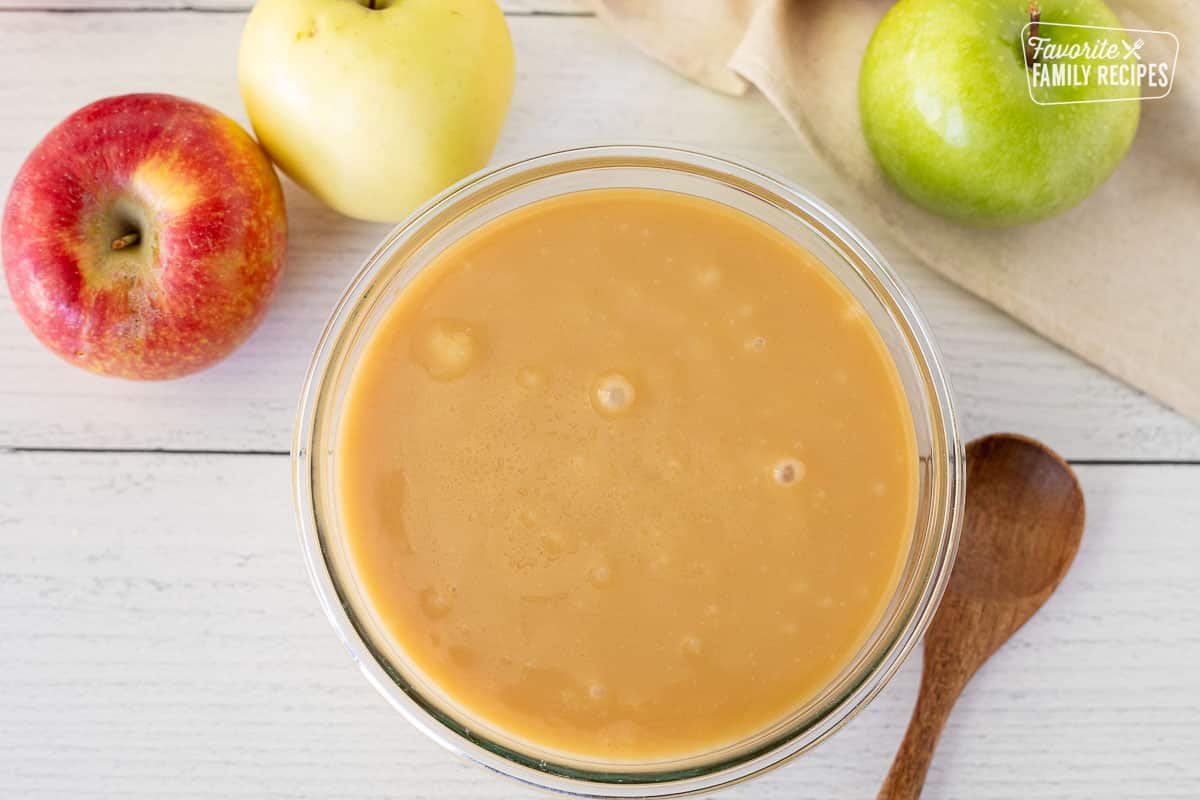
left=111, top=232, right=140, bottom=251
left=1025, top=1, right=1041, bottom=66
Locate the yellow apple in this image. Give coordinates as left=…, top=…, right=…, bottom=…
left=239, top=0, right=514, bottom=222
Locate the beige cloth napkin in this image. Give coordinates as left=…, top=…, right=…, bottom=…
left=594, top=0, right=1200, bottom=422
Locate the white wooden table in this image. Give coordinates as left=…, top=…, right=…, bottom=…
left=1, top=3, right=1197, bottom=798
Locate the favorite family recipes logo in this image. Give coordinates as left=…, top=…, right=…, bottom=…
left=1021, top=21, right=1179, bottom=105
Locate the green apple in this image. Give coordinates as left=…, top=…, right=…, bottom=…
left=239, top=0, right=514, bottom=223
left=859, top=0, right=1139, bottom=226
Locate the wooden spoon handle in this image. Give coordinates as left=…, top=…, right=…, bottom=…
left=876, top=661, right=968, bottom=800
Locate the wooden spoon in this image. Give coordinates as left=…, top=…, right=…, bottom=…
left=877, top=433, right=1086, bottom=799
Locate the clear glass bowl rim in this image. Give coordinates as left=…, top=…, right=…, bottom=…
left=292, top=145, right=964, bottom=798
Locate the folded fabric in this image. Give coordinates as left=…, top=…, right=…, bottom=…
left=595, top=0, right=1199, bottom=422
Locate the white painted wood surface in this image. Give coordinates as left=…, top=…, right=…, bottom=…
left=3, top=453, right=1197, bottom=798
left=1, top=4, right=1198, bottom=800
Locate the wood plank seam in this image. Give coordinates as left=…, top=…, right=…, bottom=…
left=4, top=447, right=1200, bottom=467
left=0, top=446, right=292, bottom=457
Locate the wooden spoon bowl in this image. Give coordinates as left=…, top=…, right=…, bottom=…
left=878, top=433, right=1086, bottom=799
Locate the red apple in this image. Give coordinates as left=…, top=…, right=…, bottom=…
left=2, top=93, right=287, bottom=379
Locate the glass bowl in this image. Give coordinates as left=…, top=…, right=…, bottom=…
left=293, top=145, right=963, bottom=797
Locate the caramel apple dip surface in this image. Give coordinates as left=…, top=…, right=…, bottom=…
left=336, top=188, right=918, bottom=761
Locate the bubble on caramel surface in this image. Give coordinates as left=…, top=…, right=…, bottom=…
left=588, top=564, right=613, bottom=587
left=772, top=458, right=806, bottom=486
left=744, top=335, right=767, bottom=353
left=694, top=265, right=722, bottom=289
left=413, top=318, right=479, bottom=381
left=517, top=366, right=545, bottom=389
left=591, top=372, right=636, bottom=418
left=680, top=634, right=703, bottom=656
left=418, top=587, right=452, bottom=619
